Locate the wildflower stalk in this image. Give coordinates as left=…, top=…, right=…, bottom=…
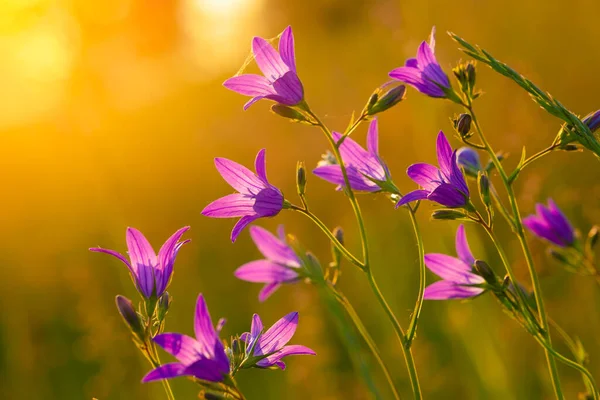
left=464, top=101, right=564, bottom=399
left=327, top=285, right=399, bottom=399
left=299, top=103, right=423, bottom=399
left=141, top=340, right=176, bottom=400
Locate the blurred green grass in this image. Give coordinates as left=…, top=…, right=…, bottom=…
left=1, top=0, right=600, bottom=398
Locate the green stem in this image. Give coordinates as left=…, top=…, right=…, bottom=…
left=465, top=101, right=564, bottom=399
left=142, top=341, right=176, bottom=400
left=367, top=271, right=421, bottom=400
left=332, top=287, right=400, bottom=400
left=405, top=210, right=426, bottom=346
left=289, top=205, right=365, bottom=270
left=303, top=105, right=422, bottom=399
left=534, top=335, right=599, bottom=400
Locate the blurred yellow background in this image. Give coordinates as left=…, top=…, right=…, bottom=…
left=1, top=0, right=600, bottom=399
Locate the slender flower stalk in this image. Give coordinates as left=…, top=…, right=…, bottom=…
left=464, top=101, right=564, bottom=399
left=300, top=106, right=423, bottom=399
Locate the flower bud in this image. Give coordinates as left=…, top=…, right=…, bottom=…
left=204, top=392, right=227, bottom=399
left=305, top=252, right=324, bottom=280
left=367, top=85, right=406, bottom=115
left=477, top=173, right=490, bottom=206
left=271, top=104, right=312, bottom=124
left=473, top=260, right=496, bottom=285
left=296, top=161, right=307, bottom=196
left=452, top=61, right=476, bottom=96
left=548, top=248, right=570, bottom=265
left=115, top=295, right=145, bottom=340
left=330, top=226, right=344, bottom=267
left=561, top=144, right=581, bottom=152
left=583, top=110, right=600, bottom=133
left=157, top=291, right=172, bottom=321
left=587, top=226, right=599, bottom=250
left=466, top=62, right=476, bottom=91
left=453, top=114, right=472, bottom=137
left=431, top=209, right=467, bottom=221
left=457, top=147, right=482, bottom=177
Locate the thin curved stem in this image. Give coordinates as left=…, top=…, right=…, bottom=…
left=465, top=101, right=564, bottom=399
left=332, top=287, right=401, bottom=400
left=405, top=210, right=426, bottom=346
left=302, top=105, right=422, bottom=399
left=289, top=205, right=365, bottom=270
left=534, top=335, right=598, bottom=400
left=142, top=341, right=176, bottom=400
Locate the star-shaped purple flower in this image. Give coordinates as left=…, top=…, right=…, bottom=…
left=424, top=225, right=485, bottom=300
left=397, top=131, right=469, bottom=208
left=523, top=199, right=575, bottom=248
left=142, top=294, right=230, bottom=383
left=241, top=312, right=315, bottom=370
left=313, top=118, right=390, bottom=192
left=223, top=26, right=303, bottom=110
left=235, top=225, right=301, bottom=302
left=202, top=149, right=284, bottom=243
left=90, top=227, right=190, bottom=299
left=389, top=27, right=450, bottom=98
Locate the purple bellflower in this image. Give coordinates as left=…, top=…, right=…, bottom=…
left=90, top=227, right=190, bottom=299
left=202, top=149, right=284, bottom=243
left=389, top=27, right=451, bottom=98
left=523, top=199, right=575, bottom=248
left=424, top=225, right=485, bottom=300
left=241, top=312, right=315, bottom=369
left=142, top=294, right=230, bottom=383
left=313, top=118, right=390, bottom=192
left=235, top=226, right=301, bottom=302
left=223, top=26, right=303, bottom=110
left=397, top=131, right=470, bottom=208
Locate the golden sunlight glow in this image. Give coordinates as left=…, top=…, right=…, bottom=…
left=178, top=0, right=264, bottom=81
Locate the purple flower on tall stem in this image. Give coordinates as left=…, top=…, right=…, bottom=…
left=397, top=131, right=470, bottom=208
left=523, top=199, right=575, bottom=248
left=235, top=226, right=301, bottom=302
left=223, top=26, right=303, bottom=110
left=201, top=149, right=284, bottom=242
left=389, top=27, right=451, bottom=98
left=424, top=225, right=485, bottom=300
left=313, top=118, right=390, bottom=192
left=142, top=294, right=230, bottom=383
left=90, top=227, right=190, bottom=299
left=240, top=312, right=315, bottom=369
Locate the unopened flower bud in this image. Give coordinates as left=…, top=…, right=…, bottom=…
left=466, top=62, right=476, bottom=90
left=454, top=114, right=472, bottom=137
left=204, top=392, right=227, bottom=399
left=457, top=147, right=482, bottom=177
left=271, top=104, right=311, bottom=124
left=548, top=248, right=570, bottom=264
left=588, top=226, right=599, bottom=250
left=431, top=209, right=467, bottom=221
left=367, top=85, right=406, bottom=115
left=296, top=161, right=307, bottom=196
left=478, top=173, right=490, bottom=206
left=474, top=260, right=496, bottom=285
left=330, top=226, right=344, bottom=267
left=305, top=252, right=324, bottom=280
left=157, top=291, right=172, bottom=321
left=115, top=295, right=145, bottom=340
left=583, top=109, right=600, bottom=133
left=561, top=144, right=581, bottom=152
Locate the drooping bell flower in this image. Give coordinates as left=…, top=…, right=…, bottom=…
left=235, top=226, right=301, bottom=301
left=397, top=131, right=470, bottom=208
left=202, top=149, right=284, bottom=242
left=389, top=27, right=451, bottom=98
left=424, top=225, right=485, bottom=300
left=523, top=199, right=575, bottom=248
left=223, top=26, right=303, bottom=110
left=240, top=312, right=315, bottom=370
left=312, top=118, right=391, bottom=192
left=90, top=227, right=190, bottom=299
left=456, top=147, right=482, bottom=178
left=142, top=294, right=230, bottom=383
